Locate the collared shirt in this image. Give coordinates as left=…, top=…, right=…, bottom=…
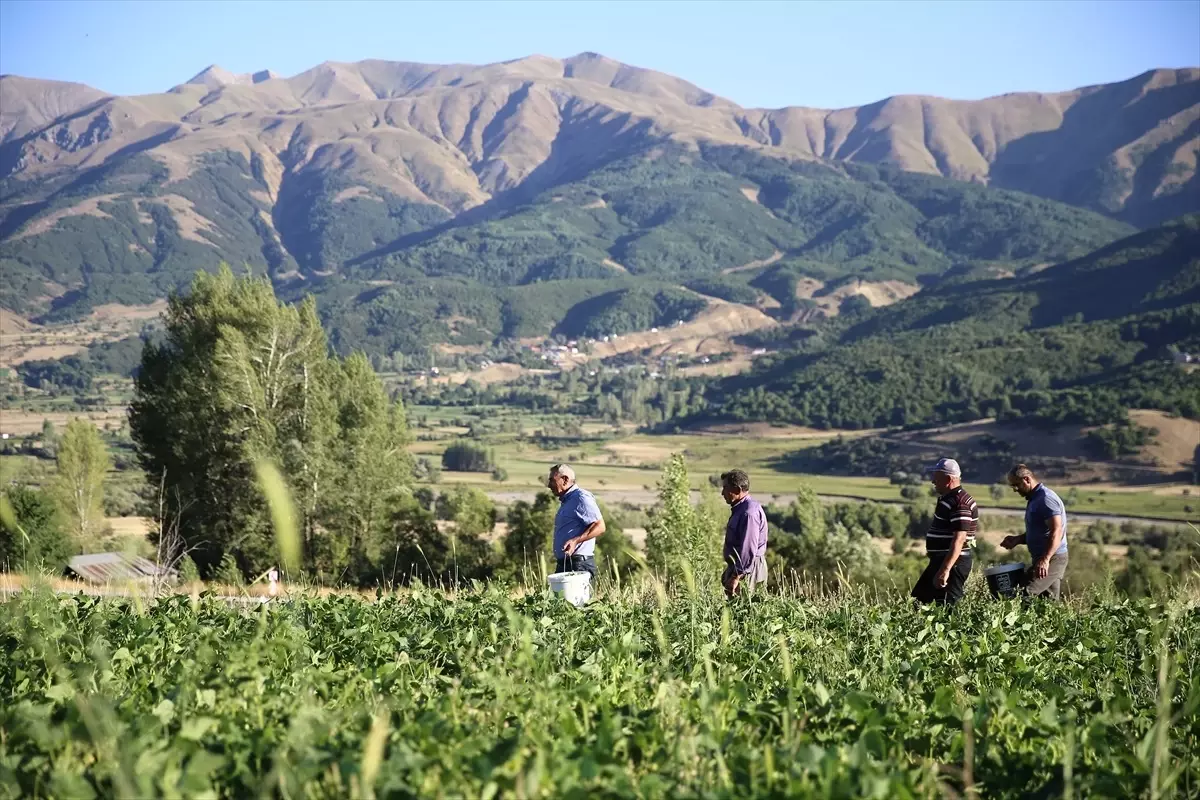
left=553, top=485, right=603, bottom=558
left=926, top=486, right=978, bottom=555
left=1024, top=483, right=1069, bottom=560
left=724, top=495, right=768, bottom=575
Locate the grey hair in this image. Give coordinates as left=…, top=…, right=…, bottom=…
left=549, top=464, right=576, bottom=482
left=1007, top=463, right=1035, bottom=482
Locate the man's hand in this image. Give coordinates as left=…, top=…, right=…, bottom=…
left=562, top=538, right=578, bottom=557
left=1000, top=535, right=1022, bottom=550
left=935, top=568, right=950, bottom=588
left=726, top=573, right=741, bottom=598
left=1033, top=558, right=1049, bottom=579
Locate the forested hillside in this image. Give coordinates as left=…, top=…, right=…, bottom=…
left=707, top=216, right=1200, bottom=429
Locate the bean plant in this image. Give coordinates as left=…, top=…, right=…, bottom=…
left=1, top=581, right=1197, bottom=798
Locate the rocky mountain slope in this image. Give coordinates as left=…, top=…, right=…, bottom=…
left=0, top=54, right=1195, bottom=351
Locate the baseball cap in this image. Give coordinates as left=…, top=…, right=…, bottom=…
left=924, top=457, right=961, bottom=477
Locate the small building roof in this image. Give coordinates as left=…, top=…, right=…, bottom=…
left=64, top=552, right=175, bottom=584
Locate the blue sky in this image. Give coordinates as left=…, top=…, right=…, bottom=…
left=2, top=0, right=1197, bottom=108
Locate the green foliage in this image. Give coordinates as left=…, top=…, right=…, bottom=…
left=434, top=485, right=497, bottom=539
left=129, top=266, right=410, bottom=582
left=701, top=215, right=1200, bottom=429
left=388, top=496, right=494, bottom=586
left=595, top=501, right=639, bottom=580
left=17, top=334, right=149, bottom=393
left=644, top=454, right=723, bottom=586
left=500, top=491, right=557, bottom=579
left=440, top=441, right=494, bottom=473
left=556, top=286, right=707, bottom=338
left=213, top=553, right=244, bottom=587
left=51, top=418, right=111, bottom=544
left=684, top=275, right=761, bottom=304
left=0, top=485, right=73, bottom=572
left=2, top=588, right=1197, bottom=797
left=3, top=143, right=1139, bottom=358
left=1087, top=421, right=1158, bottom=459
left=763, top=488, right=887, bottom=587
left=177, top=555, right=200, bottom=583
left=715, top=306, right=1200, bottom=429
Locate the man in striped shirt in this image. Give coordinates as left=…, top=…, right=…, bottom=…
left=911, top=457, right=978, bottom=606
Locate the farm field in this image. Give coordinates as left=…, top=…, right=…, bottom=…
left=1, top=586, right=1196, bottom=798
left=410, top=431, right=1200, bottom=523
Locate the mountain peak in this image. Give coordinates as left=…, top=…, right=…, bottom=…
left=184, top=64, right=276, bottom=91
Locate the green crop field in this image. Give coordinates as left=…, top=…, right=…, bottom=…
left=2, top=585, right=1197, bottom=798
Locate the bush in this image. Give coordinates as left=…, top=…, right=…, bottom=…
left=178, top=555, right=200, bottom=583
left=0, top=485, right=74, bottom=573
left=387, top=497, right=494, bottom=586
left=214, top=553, right=244, bottom=587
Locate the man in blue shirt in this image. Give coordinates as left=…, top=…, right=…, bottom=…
left=1001, top=463, right=1069, bottom=599
left=547, top=464, right=605, bottom=579
left=720, top=469, right=768, bottom=598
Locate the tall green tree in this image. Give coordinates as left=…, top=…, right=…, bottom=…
left=645, top=454, right=723, bottom=589
left=316, top=353, right=412, bottom=583
left=130, top=266, right=410, bottom=581
left=51, top=418, right=111, bottom=545
left=501, top=491, right=556, bottom=580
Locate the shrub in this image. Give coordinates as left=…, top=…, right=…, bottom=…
left=441, top=441, right=494, bottom=473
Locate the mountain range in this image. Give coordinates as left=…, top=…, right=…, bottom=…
left=0, top=53, right=1197, bottom=355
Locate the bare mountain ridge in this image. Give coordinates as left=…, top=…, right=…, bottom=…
left=1, top=54, right=1195, bottom=227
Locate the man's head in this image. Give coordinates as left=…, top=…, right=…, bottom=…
left=1007, top=464, right=1038, bottom=497
left=924, top=457, right=962, bottom=494
left=547, top=463, right=576, bottom=498
left=720, top=469, right=751, bottom=506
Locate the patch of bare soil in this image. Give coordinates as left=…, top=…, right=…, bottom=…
left=106, top=517, right=153, bottom=538
left=0, top=309, right=39, bottom=335
left=9, top=194, right=121, bottom=240
left=587, top=298, right=777, bottom=361
left=432, top=363, right=530, bottom=386
left=721, top=249, right=784, bottom=275
left=1, top=302, right=163, bottom=367
left=1129, top=409, right=1199, bottom=472
left=691, top=422, right=879, bottom=440
left=603, top=441, right=676, bottom=465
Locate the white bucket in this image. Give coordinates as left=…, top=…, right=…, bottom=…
left=547, top=571, right=591, bottom=607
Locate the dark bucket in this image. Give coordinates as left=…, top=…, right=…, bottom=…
left=984, top=563, right=1025, bottom=599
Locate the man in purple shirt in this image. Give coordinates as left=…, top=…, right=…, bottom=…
left=720, top=469, right=768, bottom=598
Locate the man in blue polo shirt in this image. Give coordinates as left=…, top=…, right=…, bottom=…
left=1001, top=463, right=1069, bottom=599
left=547, top=463, right=605, bottom=579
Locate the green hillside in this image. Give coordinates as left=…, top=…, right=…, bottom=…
left=706, top=217, right=1200, bottom=429
left=1, top=139, right=1138, bottom=355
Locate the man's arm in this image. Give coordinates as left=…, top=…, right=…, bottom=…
left=1000, top=532, right=1026, bottom=550
left=563, top=518, right=605, bottom=555
left=936, top=531, right=967, bottom=587
left=1033, top=515, right=1064, bottom=578
left=724, top=511, right=748, bottom=571
left=936, top=499, right=973, bottom=587
left=739, top=507, right=767, bottom=576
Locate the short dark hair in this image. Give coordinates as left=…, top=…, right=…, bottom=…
left=1007, top=463, right=1035, bottom=483
left=720, top=469, right=750, bottom=493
